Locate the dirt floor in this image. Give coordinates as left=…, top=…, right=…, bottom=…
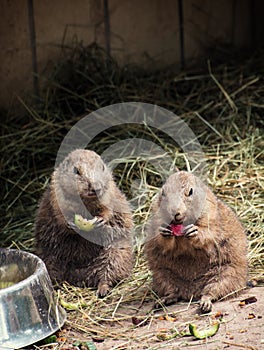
left=50, top=286, right=264, bottom=350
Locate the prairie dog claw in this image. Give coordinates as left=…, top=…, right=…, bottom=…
left=93, top=216, right=106, bottom=227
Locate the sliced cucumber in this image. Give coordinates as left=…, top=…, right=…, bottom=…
left=189, top=322, right=220, bottom=339
left=74, top=214, right=95, bottom=232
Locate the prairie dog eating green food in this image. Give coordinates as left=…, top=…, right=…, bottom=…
left=34, top=149, right=133, bottom=296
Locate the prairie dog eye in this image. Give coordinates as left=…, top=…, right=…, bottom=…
left=187, top=188, right=193, bottom=196
left=73, top=166, right=81, bottom=175
left=161, top=188, right=166, bottom=197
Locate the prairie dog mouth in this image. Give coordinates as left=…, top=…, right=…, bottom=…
left=170, top=219, right=184, bottom=225
left=81, top=188, right=101, bottom=198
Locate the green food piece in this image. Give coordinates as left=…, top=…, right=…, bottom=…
left=84, top=341, right=97, bottom=350
left=73, top=341, right=82, bottom=346
left=60, top=298, right=87, bottom=310
left=41, top=334, right=57, bottom=344
left=189, top=322, right=220, bottom=339
left=74, top=214, right=94, bottom=232
left=73, top=341, right=97, bottom=350
left=0, top=281, right=15, bottom=289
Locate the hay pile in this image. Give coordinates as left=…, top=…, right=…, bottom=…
left=0, top=43, right=263, bottom=347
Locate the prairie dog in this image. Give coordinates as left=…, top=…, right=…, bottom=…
left=34, top=149, right=133, bottom=296
left=145, top=171, right=247, bottom=312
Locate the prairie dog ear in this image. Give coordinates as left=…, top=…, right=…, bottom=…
left=174, top=166, right=180, bottom=172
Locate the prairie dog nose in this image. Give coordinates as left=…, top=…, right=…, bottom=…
left=174, top=212, right=184, bottom=221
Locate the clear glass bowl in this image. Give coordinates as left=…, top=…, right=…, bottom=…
left=0, top=248, right=66, bottom=349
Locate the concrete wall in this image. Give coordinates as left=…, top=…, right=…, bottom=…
left=1, top=0, right=263, bottom=110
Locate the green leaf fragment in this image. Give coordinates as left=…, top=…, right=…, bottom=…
left=85, top=341, right=97, bottom=350
left=41, top=334, right=57, bottom=344
left=73, top=340, right=97, bottom=349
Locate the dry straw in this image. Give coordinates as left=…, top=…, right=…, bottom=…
left=0, top=43, right=263, bottom=347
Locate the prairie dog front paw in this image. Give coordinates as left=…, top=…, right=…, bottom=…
left=183, top=224, right=198, bottom=237
left=200, top=295, right=213, bottom=313
left=159, top=223, right=173, bottom=237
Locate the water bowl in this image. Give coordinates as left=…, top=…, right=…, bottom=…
left=0, top=248, right=66, bottom=349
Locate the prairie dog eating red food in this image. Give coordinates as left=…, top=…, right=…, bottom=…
left=145, top=171, right=247, bottom=312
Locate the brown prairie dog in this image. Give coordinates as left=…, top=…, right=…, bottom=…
left=34, top=149, right=133, bottom=296
left=145, top=171, right=247, bottom=312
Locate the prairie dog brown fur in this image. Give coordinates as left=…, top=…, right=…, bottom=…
left=145, top=171, right=247, bottom=312
left=34, top=149, right=133, bottom=296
